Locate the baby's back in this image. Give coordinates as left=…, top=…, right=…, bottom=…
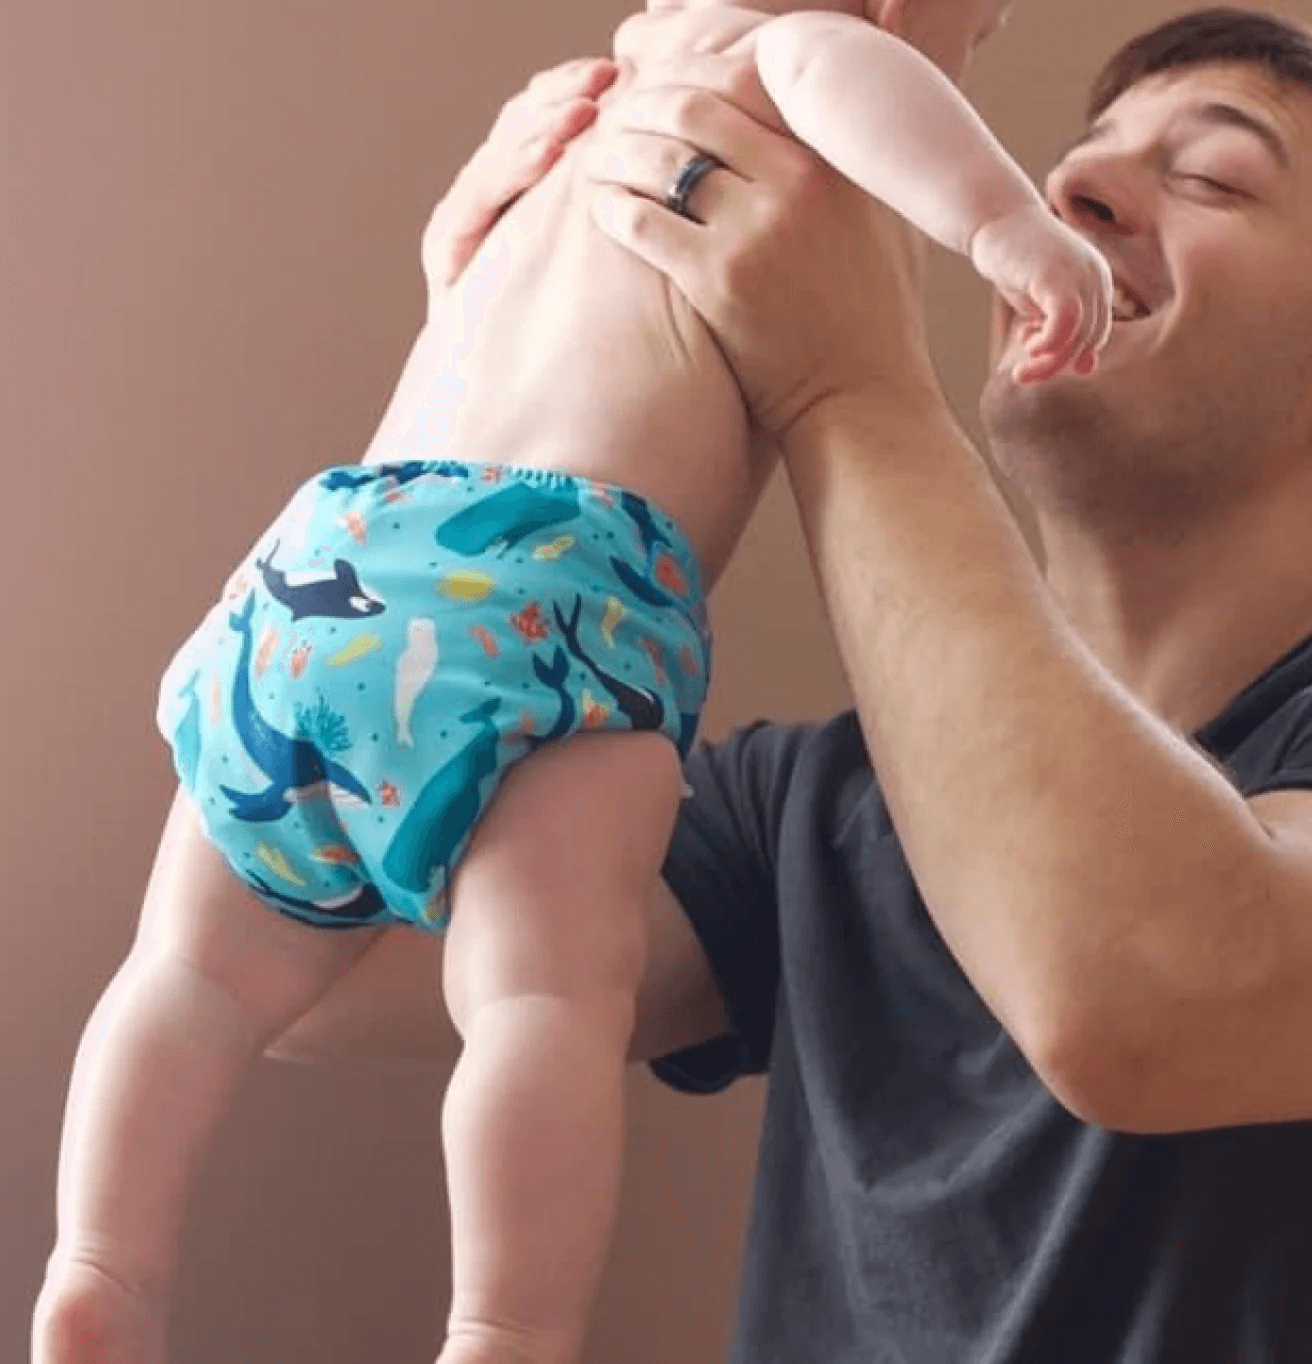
left=385, top=9, right=775, bottom=585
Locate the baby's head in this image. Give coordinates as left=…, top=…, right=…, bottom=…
left=871, top=0, right=1012, bottom=78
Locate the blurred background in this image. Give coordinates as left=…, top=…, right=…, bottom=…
left=3, top=0, right=1306, bottom=1358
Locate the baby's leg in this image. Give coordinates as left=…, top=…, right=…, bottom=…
left=439, top=730, right=683, bottom=1364
left=32, top=790, right=382, bottom=1364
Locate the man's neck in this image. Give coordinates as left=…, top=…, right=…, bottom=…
left=1038, top=469, right=1312, bottom=735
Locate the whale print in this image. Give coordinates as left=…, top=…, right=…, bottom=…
left=435, top=481, right=581, bottom=557
left=245, top=873, right=390, bottom=928
left=553, top=595, right=664, bottom=734
left=394, top=617, right=438, bottom=748
left=218, top=593, right=374, bottom=822
left=256, top=542, right=386, bottom=622
left=318, top=460, right=467, bottom=493
left=380, top=698, right=503, bottom=907
left=170, top=671, right=204, bottom=790
left=523, top=647, right=577, bottom=752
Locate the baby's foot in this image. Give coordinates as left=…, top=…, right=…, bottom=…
left=31, top=1260, right=166, bottom=1364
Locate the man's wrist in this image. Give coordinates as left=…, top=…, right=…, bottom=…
left=780, top=377, right=960, bottom=486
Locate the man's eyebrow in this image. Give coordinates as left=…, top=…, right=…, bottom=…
left=1055, top=101, right=1291, bottom=169
left=1190, top=101, right=1290, bottom=168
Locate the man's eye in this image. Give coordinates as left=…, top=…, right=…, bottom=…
left=1179, top=172, right=1240, bottom=196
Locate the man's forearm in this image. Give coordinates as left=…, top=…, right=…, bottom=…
left=781, top=393, right=1279, bottom=1129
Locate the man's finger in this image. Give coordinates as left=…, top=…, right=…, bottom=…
left=596, top=81, right=788, bottom=185
left=527, top=55, right=619, bottom=97
left=582, top=128, right=744, bottom=212
left=590, top=183, right=705, bottom=286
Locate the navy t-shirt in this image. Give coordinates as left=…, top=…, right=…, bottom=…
left=655, top=631, right=1312, bottom=1362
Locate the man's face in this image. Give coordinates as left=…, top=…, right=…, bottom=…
left=982, top=63, right=1312, bottom=522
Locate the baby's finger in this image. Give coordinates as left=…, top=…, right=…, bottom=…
left=1028, top=290, right=1084, bottom=360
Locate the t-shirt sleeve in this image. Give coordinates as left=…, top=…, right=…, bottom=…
left=1242, top=693, right=1312, bottom=797
left=650, top=721, right=798, bottom=1094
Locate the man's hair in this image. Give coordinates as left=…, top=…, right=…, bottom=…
left=1087, top=7, right=1312, bottom=120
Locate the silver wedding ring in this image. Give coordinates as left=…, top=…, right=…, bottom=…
left=664, top=152, right=722, bottom=223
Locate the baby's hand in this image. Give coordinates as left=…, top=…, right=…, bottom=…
left=970, top=203, right=1113, bottom=383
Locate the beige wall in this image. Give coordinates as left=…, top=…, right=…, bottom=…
left=3, top=0, right=1304, bottom=1359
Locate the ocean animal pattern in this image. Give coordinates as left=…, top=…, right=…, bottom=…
left=381, top=698, right=503, bottom=926
left=255, top=541, right=386, bottom=622
left=394, top=617, right=439, bottom=747
left=218, top=592, right=374, bottom=823
left=162, top=464, right=710, bottom=933
left=434, top=480, right=582, bottom=557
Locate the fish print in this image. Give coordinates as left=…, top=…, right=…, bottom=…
left=653, top=551, right=689, bottom=599
left=257, top=842, right=307, bottom=887
left=509, top=602, right=550, bottom=644
left=244, top=874, right=391, bottom=929
left=339, top=510, right=368, bottom=546
left=470, top=624, right=500, bottom=658
left=255, top=626, right=280, bottom=679
left=377, top=781, right=401, bottom=808
left=439, top=570, right=495, bottom=602
left=288, top=641, right=313, bottom=679
left=533, top=535, right=576, bottom=562
left=311, top=844, right=361, bottom=867
left=600, top=596, right=626, bottom=648
left=522, top=648, right=576, bottom=752
left=641, top=637, right=667, bottom=685
left=327, top=633, right=383, bottom=668
left=581, top=689, right=611, bottom=728
left=256, top=542, right=386, bottom=621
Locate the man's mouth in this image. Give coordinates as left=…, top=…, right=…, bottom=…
left=1111, top=278, right=1152, bottom=323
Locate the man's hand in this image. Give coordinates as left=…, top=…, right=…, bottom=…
left=421, top=55, right=618, bottom=305
left=583, top=67, right=940, bottom=446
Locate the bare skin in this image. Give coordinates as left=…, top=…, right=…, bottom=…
left=37, top=4, right=1067, bottom=1364
left=586, top=52, right=1312, bottom=1135
left=278, top=3, right=1312, bottom=1150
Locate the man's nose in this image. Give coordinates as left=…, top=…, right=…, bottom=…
left=1045, top=155, right=1143, bottom=238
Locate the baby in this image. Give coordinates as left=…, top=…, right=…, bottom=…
left=33, top=2, right=1110, bottom=1363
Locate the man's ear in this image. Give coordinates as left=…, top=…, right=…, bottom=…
left=867, top=0, right=908, bottom=33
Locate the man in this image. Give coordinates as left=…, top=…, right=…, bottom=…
left=278, top=6, right=1312, bottom=1358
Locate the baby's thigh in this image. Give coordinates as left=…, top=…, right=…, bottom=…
left=134, top=788, right=381, bottom=1025
left=443, top=731, right=684, bottom=1016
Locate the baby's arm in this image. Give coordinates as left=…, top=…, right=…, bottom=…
left=754, top=12, right=1111, bottom=379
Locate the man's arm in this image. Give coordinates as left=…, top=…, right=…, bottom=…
left=778, top=390, right=1312, bottom=1136
left=583, top=39, right=1312, bottom=1135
